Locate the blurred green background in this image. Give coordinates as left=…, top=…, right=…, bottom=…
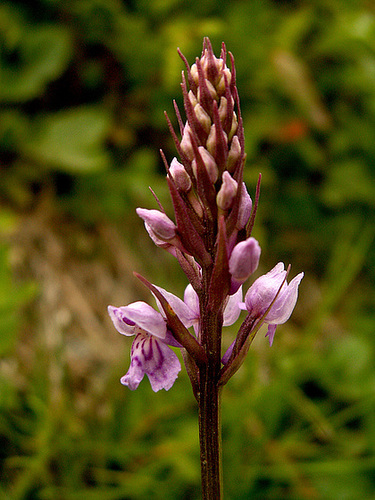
left=1, top=0, right=375, bottom=498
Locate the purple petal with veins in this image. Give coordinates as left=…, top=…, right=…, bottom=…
left=121, top=332, right=181, bottom=391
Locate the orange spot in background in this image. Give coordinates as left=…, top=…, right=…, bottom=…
left=277, top=119, right=308, bottom=143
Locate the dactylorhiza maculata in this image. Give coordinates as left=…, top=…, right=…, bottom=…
left=108, top=37, right=303, bottom=498
left=108, top=38, right=303, bottom=392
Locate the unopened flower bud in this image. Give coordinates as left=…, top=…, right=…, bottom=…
left=180, top=123, right=194, bottom=160
left=218, top=96, right=227, bottom=122
left=236, top=183, right=253, bottom=230
left=190, top=63, right=199, bottom=86
left=201, top=50, right=224, bottom=85
left=206, top=124, right=228, bottom=159
left=226, top=135, right=241, bottom=172
left=229, top=237, right=261, bottom=282
left=136, top=208, right=177, bottom=241
left=198, top=79, right=218, bottom=102
left=194, top=103, right=211, bottom=133
left=228, top=113, right=238, bottom=141
left=217, top=171, right=238, bottom=210
left=206, top=124, right=216, bottom=157
left=217, top=68, right=232, bottom=95
left=169, top=157, right=192, bottom=192
left=188, top=90, right=198, bottom=107
left=192, top=147, right=218, bottom=184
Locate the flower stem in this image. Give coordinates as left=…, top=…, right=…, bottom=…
left=198, top=363, right=222, bottom=499
left=198, top=268, right=223, bottom=499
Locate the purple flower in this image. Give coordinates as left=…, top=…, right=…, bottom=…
left=229, top=237, right=261, bottom=293
left=223, top=286, right=243, bottom=325
left=108, top=300, right=182, bottom=391
left=216, top=171, right=238, bottom=211
left=242, top=263, right=304, bottom=346
left=122, top=331, right=181, bottom=391
left=136, top=208, right=177, bottom=241
left=108, top=37, right=305, bottom=400
left=183, top=283, right=243, bottom=337
left=169, top=157, right=192, bottom=192
left=236, top=183, right=253, bottom=231
left=153, top=284, right=196, bottom=329
left=192, top=147, right=219, bottom=183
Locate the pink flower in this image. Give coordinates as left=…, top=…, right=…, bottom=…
left=108, top=298, right=185, bottom=391
left=229, top=237, right=261, bottom=293
left=242, top=263, right=304, bottom=345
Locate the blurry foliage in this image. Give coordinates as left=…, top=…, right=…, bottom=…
left=1, top=0, right=375, bottom=498
left=0, top=241, right=37, bottom=357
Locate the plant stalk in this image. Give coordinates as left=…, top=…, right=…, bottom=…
left=198, top=267, right=223, bottom=499
left=198, top=363, right=222, bottom=499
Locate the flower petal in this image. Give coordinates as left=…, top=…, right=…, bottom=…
left=120, top=346, right=145, bottom=390
left=236, top=182, right=252, bottom=230
left=153, top=285, right=196, bottom=328
left=121, top=332, right=181, bottom=391
left=265, top=324, right=277, bottom=346
left=266, top=272, right=304, bottom=324
left=108, top=305, right=136, bottom=336
left=136, top=208, right=177, bottom=241
left=143, top=223, right=177, bottom=256
left=223, top=286, right=243, bottom=326
left=242, top=264, right=303, bottom=347
left=244, top=262, right=287, bottom=315
left=108, top=302, right=166, bottom=339
left=229, top=237, right=261, bottom=281
left=183, top=284, right=200, bottom=319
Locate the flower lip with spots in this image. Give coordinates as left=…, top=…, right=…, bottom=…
left=108, top=300, right=181, bottom=391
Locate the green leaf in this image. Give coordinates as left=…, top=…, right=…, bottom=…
left=0, top=15, right=72, bottom=103
left=0, top=110, right=29, bottom=152
left=22, top=106, right=112, bottom=173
